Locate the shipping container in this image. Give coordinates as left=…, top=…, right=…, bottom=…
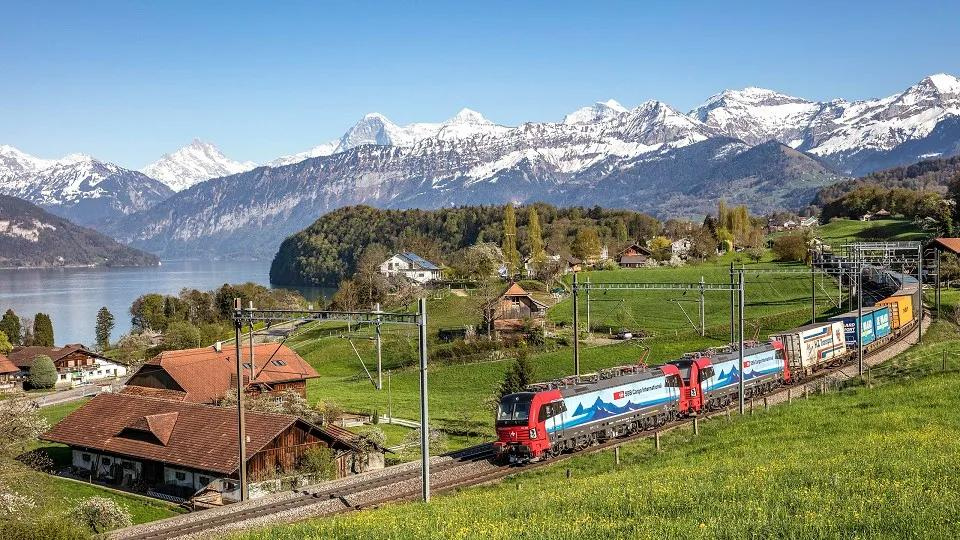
left=829, top=307, right=889, bottom=347
left=876, top=294, right=914, bottom=330
left=872, top=306, right=891, bottom=339
left=770, top=321, right=847, bottom=374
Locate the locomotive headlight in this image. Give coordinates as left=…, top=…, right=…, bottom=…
left=529, top=428, right=538, bottom=439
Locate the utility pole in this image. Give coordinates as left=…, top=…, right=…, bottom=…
left=857, top=260, right=863, bottom=377
left=729, top=261, right=735, bottom=343
left=585, top=276, right=591, bottom=337
left=375, top=302, right=383, bottom=390
left=417, top=298, right=430, bottom=502
left=811, top=257, right=816, bottom=324
left=699, top=276, right=705, bottom=337
left=738, top=270, right=745, bottom=415
left=936, top=247, right=941, bottom=319
left=387, top=370, right=392, bottom=424
left=572, top=272, right=580, bottom=376
left=232, top=298, right=249, bottom=502
left=918, top=245, right=923, bottom=343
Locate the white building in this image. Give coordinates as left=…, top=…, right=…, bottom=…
left=671, top=238, right=692, bottom=258
left=379, top=252, right=442, bottom=284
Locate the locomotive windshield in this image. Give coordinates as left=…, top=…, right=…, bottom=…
left=496, top=393, right=533, bottom=425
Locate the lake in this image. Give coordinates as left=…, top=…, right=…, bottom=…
left=0, top=260, right=334, bottom=346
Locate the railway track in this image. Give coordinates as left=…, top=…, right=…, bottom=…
left=113, top=316, right=926, bottom=540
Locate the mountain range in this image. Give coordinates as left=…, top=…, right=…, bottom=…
left=2, top=73, right=959, bottom=259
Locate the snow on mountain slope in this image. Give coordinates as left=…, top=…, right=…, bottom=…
left=0, top=145, right=55, bottom=180
left=563, top=99, right=628, bottom=125
left=142, top=139, right=257, bottom=191
left=690, top=88, right=823, bottom=146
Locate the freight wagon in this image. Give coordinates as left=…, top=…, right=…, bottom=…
left=769, top=322, right=847, bottom=377
left=828, top=306, right=891, bottom=348
left=668, top=342, right=789, bottom=411
left=876, top=294, right=914, bottom=330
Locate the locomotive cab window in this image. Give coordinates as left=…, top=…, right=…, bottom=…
left=497, top=393, right=533, bottom=425
left=700, top=367, right=715, bottom=380
left=538, top=401, right=566, bottom=421
left=665, top=374, right=682, bottom=388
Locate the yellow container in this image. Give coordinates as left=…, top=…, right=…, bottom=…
left=877, top=294, right=913, bottom=329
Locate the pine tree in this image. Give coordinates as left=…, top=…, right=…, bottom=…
left=33, top=313, right=54, bottom=347
left=95, top=307, right=115, bottom=350
left=0, top=309, right=20, bottom=346
left=0, top=331, right=12, bottom=355
left=502, top=203, right=521, bottom=276
left=497, top=351, right=535, bottom=400
left=528, top=207, right=545, bottom=263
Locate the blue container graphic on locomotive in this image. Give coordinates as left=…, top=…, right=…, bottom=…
left=829, top=309, right=877, bottom=347
left=553, top=375, right=679, bottom=432
left=871, top=306, right=891, bottom=339
left=700, top=345, right=782, bottom=393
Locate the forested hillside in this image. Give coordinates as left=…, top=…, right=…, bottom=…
left=812, top=154, right=960, bottom=207
left=0, top=195, right=159, bottom=268
left=269, top=204, right=664, bottom=286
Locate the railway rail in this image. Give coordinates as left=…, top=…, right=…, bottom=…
left=113, top=313, right=925, bottom=540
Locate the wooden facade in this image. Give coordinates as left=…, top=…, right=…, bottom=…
left=485, top=283, right=548, bottom=339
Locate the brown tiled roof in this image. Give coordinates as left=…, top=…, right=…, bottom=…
left=932, top=238, right=960, bottom=255
left=120, top=385, right=188, bottom=401
left=619, top=254, right=650, bottom=264
left=126, top=343, right=319, bottom=404
left=8, top=344, right=107, bottom=369
left=41, top=393, right=356, bottom=475
left=0, top=354, right=18, bottom=375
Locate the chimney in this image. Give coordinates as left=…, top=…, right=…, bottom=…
left=214, top=341, right=222, bottom=353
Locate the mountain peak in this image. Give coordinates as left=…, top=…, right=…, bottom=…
left=917, top=73, right=960, bottom=95
left=447, top=108, right=489, bottom=124
left=563, top=99, right=628, bottom=125
left=142, top=140, right=255, bottom=192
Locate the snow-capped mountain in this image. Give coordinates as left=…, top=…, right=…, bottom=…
left=692, top=73, right=960, bottom=174
left=109, top=99, right=838, bottom=258
left=0, top=144, right=56, bottom=180
left=0, top=151, right=173, bottom=226
left=563, top=99, right=628, bottom=125
left=142, top=139, right=257, bottom=192
left=270, top=108, right=510, bottom=166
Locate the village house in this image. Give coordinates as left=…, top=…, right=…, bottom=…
left=523, top=253, right=561, bottom=278
left=42, top=393, right=384, bottom=505
left=7, top=344, right=128, bottom=387
left=122, top=343, right=319, bottom=404
left=562, top=255, right=582, bottom=274
left=616, top=243, right=654, bottom=268
left=800, top=216, right=819, bottom=228
left=379, top=252, right=442, bottom=284
left=0, top=353, right=20, bottom=391
left=484, top=282, right=548, bottom=339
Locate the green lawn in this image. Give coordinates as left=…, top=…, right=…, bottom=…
left=293, top=259, right=847, bottom=443
left=234, top=321, right=960, bottom=540
left=816, top=218, right=930, bottom=246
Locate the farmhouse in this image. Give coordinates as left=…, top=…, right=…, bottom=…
left=122, top=342, right=319, bottom=404
left=379, top=252, right=442, bottom=284
left=484, top=282, right=548, bottom=339
left=7, top=344, right=128, bottom=387
left=42, top=393, right=383, bottom=504
left=0, top=354, right=19, bottom=391
left=617, top=243, right=654, bottom=268
left=523, top=253, right=561, bottom=277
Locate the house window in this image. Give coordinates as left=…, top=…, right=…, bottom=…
left=102, top=457, right=112, bottom=465
left=175, top=471, right=186, bottom=481
left=271, top=360, right=287, bottom=367
left=198, top=475, right=211, bottom=486
left=81, top=453, right=92, bottom=462
left=122, top=461, right=134, bottom=470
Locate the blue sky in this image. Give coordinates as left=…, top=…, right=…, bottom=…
left=2, top=0, right=959, bottom=168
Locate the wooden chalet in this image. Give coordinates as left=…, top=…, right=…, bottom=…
left=0, top=354, right=19, bottom=391
left=41, top=393, right=381, bottom=504
left=122, top=343, right=319, bottom=404
left=563, top=255, right=582, bottom=274
left=484, top=282, right=548, bottom=339
left=617, top=243, right=654, bottom=268
left=7, top=344, right=128, bottom=386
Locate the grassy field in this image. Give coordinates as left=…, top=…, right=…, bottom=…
left=291, top=258, right=846, bottom=445
left=234, top=321, right=960, bottom=540
left=815, top=218, right=930, bottom=246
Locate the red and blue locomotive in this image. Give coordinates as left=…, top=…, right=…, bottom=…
left=494, top=341, right=788, bottom=462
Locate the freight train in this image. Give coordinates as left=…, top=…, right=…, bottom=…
left=494, top=276, right=920, bottom=463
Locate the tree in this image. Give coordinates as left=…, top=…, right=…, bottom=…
left=772, top=233, right=809, bottom=262
left=613, top=218, right=629, bottom=245
left=497, top=351, right=534, bottom=400
left=28, top=355, right=57, bottom=389
left=95, top=307, right=115, bottom=350
left=570, top=227, right=601, bottom=261
left=0, top=331, right=11, bottom=355
left=0, top=398, right=50, bottom=458
left=528, top=207, right=545, bottom=263
left=71, top=497, right=132, bottom=534
left=0, top=309, right=21, bottom=346
left=20, top=315, right=34, bottom=346
left=33, top=313, right=54, bottom=347
left=502, top=203, right=521, bottom=276
left=649, top=236, right=673, bottom=261
left=161, top=321, right=201, bottom=351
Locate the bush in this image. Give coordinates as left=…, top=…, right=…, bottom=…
left=28, top=355, right=57, bottom=389
left=71, top=497, right=132, bottom=533
left=297, top=447, right=336, bottom=481
left=771, top=233, right=809, bottom=262
left=517, top=279, right=548, bottom=292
